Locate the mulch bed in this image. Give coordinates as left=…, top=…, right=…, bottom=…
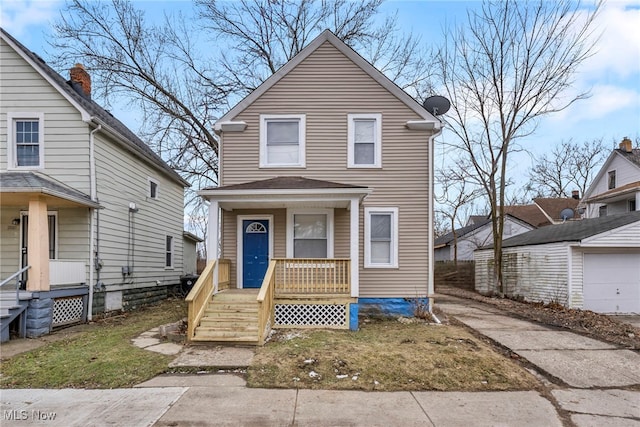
left=436, top=287, right=640, bottom=351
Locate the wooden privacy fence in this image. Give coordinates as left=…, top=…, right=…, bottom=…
left=273, top=258, right=350, bottom=294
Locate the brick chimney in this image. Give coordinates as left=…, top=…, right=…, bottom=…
left=571, top=190, right=579, bottom=200
left=619, top=137, right=633, bottom=153
left=69, top=63, right=91, bottom=98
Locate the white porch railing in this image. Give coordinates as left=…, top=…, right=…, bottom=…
left=50, top=260, right=87, bottom=286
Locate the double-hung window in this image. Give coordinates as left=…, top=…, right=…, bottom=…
left=165, top=235, right=174, bottom=268
left=8, top=112, right=45, bottom=169
left=260, top=114, right=306, bottom=167
left=287, top=210, right=334, bottom=258
left=348, top=113, right=381, bottom=168
left=365, top=207, right=398, bottom=268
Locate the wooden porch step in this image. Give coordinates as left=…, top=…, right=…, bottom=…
left=192, top=289, right=261, bottom=344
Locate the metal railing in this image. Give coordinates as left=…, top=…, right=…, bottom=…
left=0, top=266, right=30, bottom=306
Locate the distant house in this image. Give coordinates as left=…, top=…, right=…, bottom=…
left=475, top=211, right=640, bottom=314
left=437, top=197, right=579, bottom=262
left=188, top=30, right=441, bottom=344
left=0, top=28, right=190, bottom=341
left=581, top=138, right=640, bottom=218
left=434, top=215, right=534, bottom=261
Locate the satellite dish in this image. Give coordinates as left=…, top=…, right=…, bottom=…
left=560, top=208, right=575, bottom=221
left=422, top=95, right=451, bottom=116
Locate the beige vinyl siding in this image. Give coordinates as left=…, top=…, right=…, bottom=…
left=94, top=132, right=184, bottom=289
left=221, top=42, right=432, bottom=297
left=0, top=39, right=90, bottom=193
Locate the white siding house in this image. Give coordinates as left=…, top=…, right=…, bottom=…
left=582, top=138, right=640, bottom=218
left=0, top=29, right=189, bottom=341
left=475, top=212, right=640, bottom=314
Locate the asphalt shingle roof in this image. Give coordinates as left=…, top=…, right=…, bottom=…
left=202, top=176, right=368, bottom=191
left=618, top=148, right=640, bottom=168
left=435, top=218, right=492, bottom=246
left=0, top=171, right=100, bottom=207
left=491, top=211, right=640, bottom=249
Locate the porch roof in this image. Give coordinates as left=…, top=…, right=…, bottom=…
left=585, top=181, right=640, bottom=203
left=199, top=176, right=371, bottom=210
left=0, top=172, right=100, bottom=208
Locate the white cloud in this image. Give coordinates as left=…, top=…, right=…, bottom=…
left=549, top=84, right=639, bottom=124
left=0, top=0, right=62, bottom=44
left=581, top=1, right=640, bottom=80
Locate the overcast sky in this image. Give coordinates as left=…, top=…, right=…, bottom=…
left=2, top=0, right=639, bottom=174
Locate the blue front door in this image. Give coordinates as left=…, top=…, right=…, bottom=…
left=242, top=220, right=269, bottom=288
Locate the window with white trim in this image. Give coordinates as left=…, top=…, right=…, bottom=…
left=287, top=209, right=334, bottom=258
left=165, top=235, right=174, bottom=268
left=260, top=114, right=306, bottom=167
left=348, top=113, right=381, bottom=168
left=365, top=207, right=398, bottom=268
left=148, top=177, right=159, bottom=199
left=8, top=112, right=45, bottom=169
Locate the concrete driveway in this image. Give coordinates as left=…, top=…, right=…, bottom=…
left=436, top=293, right=640, bottom=426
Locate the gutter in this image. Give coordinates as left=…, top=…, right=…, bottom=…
left=88, top=124, right=101, bottom=321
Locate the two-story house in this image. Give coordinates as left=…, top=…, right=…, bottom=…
left=582, top=137, right=640, bottom=218
left=0, top=28, right=190, bottom=341
left=186, top=30, right=440, bottom=344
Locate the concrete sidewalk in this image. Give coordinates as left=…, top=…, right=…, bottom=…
left=2, top=295, right=639, bottom=426
left=1, top=374, right=562, bottom=427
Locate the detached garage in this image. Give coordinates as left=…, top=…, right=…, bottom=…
left=475, top=211, right=640, bottom=314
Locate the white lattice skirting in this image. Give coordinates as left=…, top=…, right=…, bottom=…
left=52, top=296, right=84, bottom=327
left=275, top=303, right=348, bottom=328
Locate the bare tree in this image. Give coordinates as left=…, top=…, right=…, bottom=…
left=527, top=138, right=608, bottom=198
left=50, top=0, right=435, bottom=237
left=436, top=158, right=484, bottom=265
left=435, top=0, right=600, bottom=294
left=196, top=0, right=433, bottom=98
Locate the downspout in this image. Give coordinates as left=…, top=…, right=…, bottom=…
left=88, top=124, right=102, bottom=320
left=428, top=124, right=443, bottom=312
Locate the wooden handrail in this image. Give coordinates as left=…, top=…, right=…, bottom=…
left=257, top=260, right=277, bottom=345
left=273, top=258, right=350, bottom=295
left=186, top=259, right=231, bottom=341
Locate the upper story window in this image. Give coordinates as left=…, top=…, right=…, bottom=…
left=7, top=112, right=45, bottom=169
left=348, top=113, right=381, bottom=168
left=148, top=178, right=159, bottom=199
left=608, top=170, right=616, bottom=189
left=260, top=114, right=306, bottom=168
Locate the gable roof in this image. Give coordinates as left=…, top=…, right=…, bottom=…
left=0, top=28, right=189, bottom=187
left=435, top=218, right=492, bottom=246
left=583, top=147, right=640, bottom=200
left=214, top=29, right=439, bottom=128
left=503, top=204, right=550, bottom=228
left=533, top=197, right=579, bottom=222
left=0, top=171, right=100, bottom=208
left=488, top=211, right=640, bottom=249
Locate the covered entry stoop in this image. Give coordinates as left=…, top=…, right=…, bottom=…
left=191, top=289, right=260, bottom=344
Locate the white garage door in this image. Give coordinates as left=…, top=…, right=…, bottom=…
left=583, top=253, right=640, bottom=314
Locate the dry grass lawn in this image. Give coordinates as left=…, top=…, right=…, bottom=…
left=248, top=318, right=539, bottom=392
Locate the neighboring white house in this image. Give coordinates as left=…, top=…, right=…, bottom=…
left=475, top=211, right=640, bottom=314
left=582, top=137, right=640, bottom=218
left=435, top=215, right=534, bottom=261
left=0, top=28, right=190, bottom=340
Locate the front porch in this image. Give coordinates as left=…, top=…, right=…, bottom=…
left=186, top=258, right=355, bottom=345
